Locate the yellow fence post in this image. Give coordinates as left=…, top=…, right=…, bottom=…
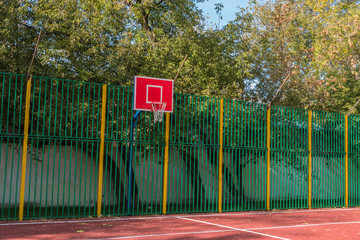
left=308, top=110, right=312, bottom=209
left=345, top=115, right=349, bottom=207
left=266, top=107, right=271, bottom=211
left=97, top=84, right=107, bottom=216
left=218, top=99, right=224, bottom=213
left=19, top=78, right=32, bottom=221
left=162, top=112, right=170, bottom=214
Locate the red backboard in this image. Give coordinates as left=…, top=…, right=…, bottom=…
left=134, top=76, right=174, bottom=112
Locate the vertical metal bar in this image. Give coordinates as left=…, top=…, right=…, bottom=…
left=218, top=99, right=224, bottom=213
left=97, top=84, right=107, bottom=216
left=266, top=107, right=271, bottom=211
left=19, top=78, right=32, bottom=221
left=162, top=112, right=170, bottom=214
left=345, top=115, right=349, bottom=207
left=308, top=110, right=312, bottom=209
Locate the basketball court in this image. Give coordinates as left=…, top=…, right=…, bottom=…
left=2, top=74, right=360, bottom=239
left=1, top=208, right=360, bottom=239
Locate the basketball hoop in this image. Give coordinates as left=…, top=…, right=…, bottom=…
left=133, top=76, right=173, bottom=123
left=151, top=102, right=167, bottom=123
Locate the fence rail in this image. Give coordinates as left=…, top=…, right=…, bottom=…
left=0, top=72, right=358, bottom=220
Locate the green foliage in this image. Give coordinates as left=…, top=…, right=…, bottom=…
left=243, top=0, right=360, bottom=113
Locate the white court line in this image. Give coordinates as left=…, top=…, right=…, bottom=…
left=248, top=220, right=360, bottom=231
left=81, top=220, right=360, bottom=240
left=1, top=208, right=360, bottom=226
left=178, top=217, right=290, bottom=240
left=89, top=229, right=234, bottom=240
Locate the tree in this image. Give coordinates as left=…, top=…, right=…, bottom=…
left=304, top=0, right=360, bottom=113
left=236, top=0, right=314, bottom=108
left=235, top=0, right=360, bottom=113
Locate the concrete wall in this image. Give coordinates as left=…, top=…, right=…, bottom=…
left=0, top=143, right=114, bottom=207
left=0, top=144, right=355, bottom=206
left=242, top=155, right=347, bottom=201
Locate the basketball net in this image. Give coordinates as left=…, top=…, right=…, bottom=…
left=151, top=102, right=167, bottom=123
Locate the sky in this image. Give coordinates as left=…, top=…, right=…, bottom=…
left=197, top=0, right=249, bottom=27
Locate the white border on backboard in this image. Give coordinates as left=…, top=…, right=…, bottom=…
left=134, top=76, right=174, bottom=112
left=146, top=85, right=163, bottom=104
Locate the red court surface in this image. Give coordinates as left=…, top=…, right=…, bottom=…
left=2, top=208, right=360, bottom=239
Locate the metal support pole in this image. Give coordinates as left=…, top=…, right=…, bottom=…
left=97, top=84, right=107, bottom=216
left=162, top=112, right=170, bottom=214
left=308, top=110, right=312, bottom=209
left=218, top=99, right=224, bottom=213
left=266, top=107, right=271, bottom=211
left=19, top=78, right=32, bottom=221
left=345, top=115, right=349, bottom=207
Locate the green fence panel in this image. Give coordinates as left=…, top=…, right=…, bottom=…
left=0, top=73, right=26, bottom=220
left=222, top=100, right=267, bottom=212
left=22, top=76, right=103, bottom=219
left=102, top=85, right=131, bottom=216
left=311, top=111, right=345, bottom=208
left=23, top=138, right=101, bottom=219
left=166, top=94, right=219, bottom=213
left=270, top=106, right=308, bottom=209
left=102, top=85, right=165, bottom=215
left=348, top=115, right=360, bottom=206
left=0, top=136, right=24, bottom=220
left=102, top=142, right=165, bottom=216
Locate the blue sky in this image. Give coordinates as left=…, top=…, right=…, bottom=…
left=197, top=0, right=249, bottom=27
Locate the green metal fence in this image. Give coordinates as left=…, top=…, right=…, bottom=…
left=222, top=100, right=267, bottom=211
left=270, top=106, right=309, bottom=209
left=311, top=111, right=345, bottom=208
left=0, top=72, right=358, bottom=221
left=166, top=94, right=220, bottom=213
left=1, top=73, right=26, bottom=220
